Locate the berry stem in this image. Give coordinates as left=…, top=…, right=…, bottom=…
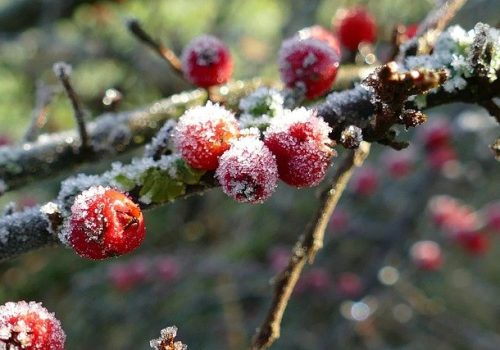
left=126, top=18, right=185, bottom=80
left=53, top=62, right=91, bottom=152
left=251, top=142, right=371, bottom=350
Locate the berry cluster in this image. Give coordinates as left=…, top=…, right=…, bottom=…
left=61, top=186, right=146, bottom=260
left=0, top=301, right=65, bottom=349
left=173, top=103, right=335, bottom=203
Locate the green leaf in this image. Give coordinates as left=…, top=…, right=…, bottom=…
left=175, top=159, right=206, bottom=185
left=114, top=174, right=136, bottom=191
left=139, top=168, right=186, bottom=203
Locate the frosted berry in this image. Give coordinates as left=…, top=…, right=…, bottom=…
left=174, top=102, right=239, bottom=170
left=410, top=240, right=443, bottom=271
left=181, top=35, right=233, bottom=88
left=278, top=37, right=340, bottom=99
left=297, top=25, right=341, bottom=57
left=216, top=137, right=278, bottom=203
left=0, top=301, right=65, bottom=349
left=334, top=7, right=377, bottom=51
left=350, top=166, right=379, bottom=196
left=62, top=186, right=146, bottom=260
left=264, top=108, right=334, bottom=188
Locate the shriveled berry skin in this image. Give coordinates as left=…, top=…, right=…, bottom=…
left=0, top=301, right=65, bottom=350
left=216, top=137, right=278, bottom=204
left=62, top=186, right=145, bottom=260
left=264, top=108, right=334, bottom=188
left=181, top=35, right=233, bottom=88
left=334, top=7, right=377, bottom=51
left=278, top=38, right=340, bottom=99
left=174, top=103, right=239, bottom=170
left=297, top=25, right=341, bottom=57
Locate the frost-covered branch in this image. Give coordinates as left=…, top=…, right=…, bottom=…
left=252, top=144, right=370, bottom=350
left=0, top=80, right=262, bottom=194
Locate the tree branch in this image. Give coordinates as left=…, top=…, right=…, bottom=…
left=251, top=143, right=371, bottom=350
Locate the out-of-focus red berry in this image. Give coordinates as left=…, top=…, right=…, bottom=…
left=173, top=102, right=239, bottom=170
left=410, top=240, right=443, bottom=271
left=420, top=119, right=453, bottom=151
left=329, top=207, right=350, bottom=232
left=181, top=35, right=233, bottom=88
left=404, top=24, right=419, bottom=39
left=264, top=108, right=334, bottom=187
left=303, top=268, right=331, bottom=293
left=428, top=195, right=480, bottom=234
left=382, top=150, right=414, bottom=179
left=351, top=166, right=379, bottom=196
left=336, top=272, right=363, bottom=299
left=62, top=186, right=146, bottom=260
left=455, top=230, right=490, bottom=255
left=426, top=146, right=457, bottom=170
left=109, top=259, right=148, bottom=291
left=268, top=246, right=291, bottom=273
left=278, top=37, right=340, bottom=99
left=155, top=256, right=180, bottom=282
left=0, top=301, right=65, bottom=349
left=483, top=202, right=500, bottom=232
left=334, top=7, right=377, bottom=51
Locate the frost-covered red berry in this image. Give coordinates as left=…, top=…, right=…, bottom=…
left=278, top=37, right=340, bottom=99
left=264, top=108, right=334, bottom=188
left=334, top=7, right=377, bottom=51
left=61, top=186, right=146, bottom=260
left=181, top=35, right=233, bottom=88
left=428, top=195, right=479, bottom=234
left=174, top=102, right=239, bottom=170
left=0, top=301, right=65, bottom=349
left=297, top=25, right=341, bottom=57
left=410, top=240, right=443, bottom=271
left=216, top=137, right=278, bottom=203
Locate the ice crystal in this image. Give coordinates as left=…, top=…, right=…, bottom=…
left=150, top=326, right=187, bottom=350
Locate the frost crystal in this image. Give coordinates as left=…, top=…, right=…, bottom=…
left=403, top=24, right=500, bottom=97
left=238, top=87, right=284, bottom=130
left=145, top=119, right=177, bottom=158
left=150, top=326, right=187, bottom=350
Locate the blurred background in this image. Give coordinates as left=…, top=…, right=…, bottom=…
left=0, top=0, right=499, bottom=349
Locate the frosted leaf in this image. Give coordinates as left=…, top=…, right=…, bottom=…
left=238, top=87, right=284, bottom=130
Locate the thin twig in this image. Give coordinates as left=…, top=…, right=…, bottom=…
left=53, top=62, right=90, bottom=151
left=251, top=143, right=371, bottom=350
left=23, top=81, right=56, bottom=142
left=126, top=18, right=184, bottom=79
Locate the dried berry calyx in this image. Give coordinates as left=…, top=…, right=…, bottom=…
left=0, top=301, right=66, bottom=350
left=61, top=186, right=146, bottom=260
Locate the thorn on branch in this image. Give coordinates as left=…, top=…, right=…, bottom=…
left=53, top=62, right=91, bottom=152
left=126, top=18, right=184, bottom=79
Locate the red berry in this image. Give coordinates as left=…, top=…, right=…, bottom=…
left=410, top=240, right=443, bottom=271
left=428, top=195, right=479, bottom=234
left=334, top=7, right=377, bottom=51
left=484, top=202, right=500, bottom=232
left=455, top=230, right=490, bottom=255
left=216, top=137, right=278, bottom=203
left=181, top=35, right=233, bottom=88
left=351, top=166, right=379, bottom=196
left=419, top=119, right=452, bottom=151
left=62, top=186, right=146, bottom=260
left=264, top=108, right=334, bottom=188
left=296, top=25, right=341, bottom=57
left=109, top=259, right=148, bottom=291
left=0, top=301, right=65, bottom=349
left=403, top=24, right=418, bottom=39
left=336, top=272, right=363, bottom=298
left=382, top=150, right=414, bottom=179
left=278, top=37, right=340, bottom=99
left=174, top=103, right=239, bottom=170
left=426, top=146, right=457, bottom=170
